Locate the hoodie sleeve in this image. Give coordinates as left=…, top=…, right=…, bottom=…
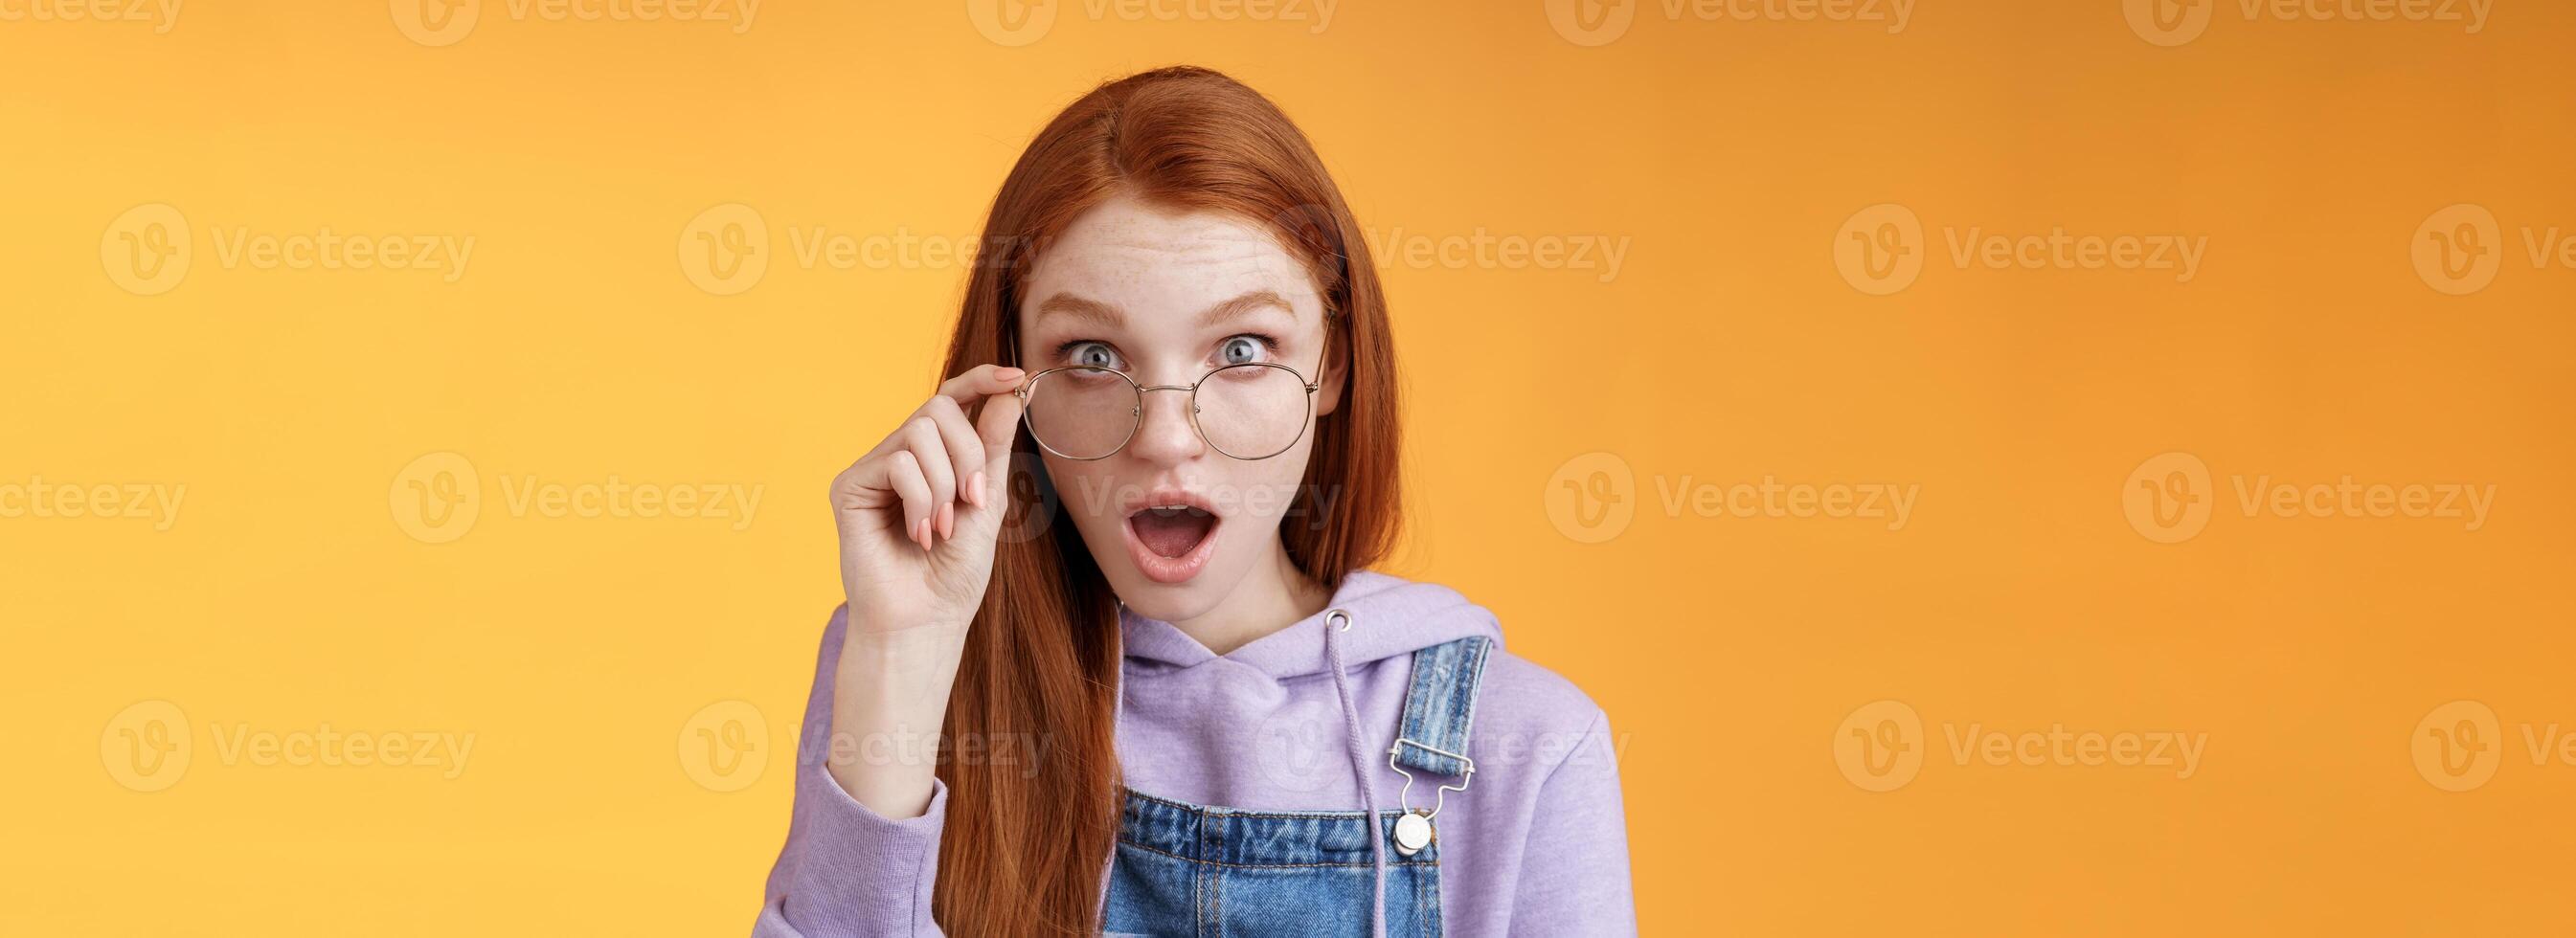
left=752, top=608, right=949, bottom=937
left=1509, top=708, right=1639, bottom=936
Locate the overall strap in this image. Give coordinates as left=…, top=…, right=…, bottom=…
left=1390, top=636, right=1494, bottom=778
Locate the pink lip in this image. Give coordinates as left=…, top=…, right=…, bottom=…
left=1119, top=487, right=1221, bottom=517
left=1122, top=511, right=1223, bottom=585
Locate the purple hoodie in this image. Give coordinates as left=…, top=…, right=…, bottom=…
left=753, top=570, right=1638, bottom=935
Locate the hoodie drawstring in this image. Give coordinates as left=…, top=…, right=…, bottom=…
left=1322, top=607, right=1389, bottom=938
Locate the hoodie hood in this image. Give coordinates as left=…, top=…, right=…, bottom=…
left=1105, top=570, right=1504, bottom=815
left=1117, top=570, right=1503, bottom=679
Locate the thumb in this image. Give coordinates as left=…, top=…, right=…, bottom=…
left=973, top=389, right=1026, bottom=481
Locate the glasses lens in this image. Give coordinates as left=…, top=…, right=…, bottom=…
left=1195, top=364, right=1312, bottom=459
left=1024, top=368, right=1139, bottom=459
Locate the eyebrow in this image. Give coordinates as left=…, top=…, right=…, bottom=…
left=1030, top=290, right=1296, bottom=331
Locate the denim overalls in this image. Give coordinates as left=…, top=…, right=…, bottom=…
left=1102, top=630, right=1495, bottom=937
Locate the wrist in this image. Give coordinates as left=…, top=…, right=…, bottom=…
left=842, top=622, right=966, bottom=684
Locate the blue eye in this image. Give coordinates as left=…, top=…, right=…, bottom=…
left=1218, top=335, right=1276, bottom=366
left=1064, top=341, right=1123, bottom=369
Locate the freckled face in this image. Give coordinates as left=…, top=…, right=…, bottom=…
left=1015, top=193, right=1341, bottom=623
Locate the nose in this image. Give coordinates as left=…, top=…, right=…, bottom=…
left=1124, top=385, right=1206, bottom=466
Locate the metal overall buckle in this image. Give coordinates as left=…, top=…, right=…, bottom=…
left=1386, top=738, right=1473, bottom=857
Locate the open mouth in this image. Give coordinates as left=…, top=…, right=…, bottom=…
left=1123, top=502, right=1221, bottom=584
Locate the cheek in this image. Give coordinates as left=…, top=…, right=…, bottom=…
left=1038, top=453, right=1118, bottom=525
left=1215, top=450, right=1318, bottom=531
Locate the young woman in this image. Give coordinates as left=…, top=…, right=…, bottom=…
left=753, top=66, right=1636, bottom=937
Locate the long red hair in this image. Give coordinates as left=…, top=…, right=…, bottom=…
left=930, top=65, right=1402, bottom=935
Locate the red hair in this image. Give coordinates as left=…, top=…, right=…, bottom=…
left=930, top=65, right=1402, bottom=935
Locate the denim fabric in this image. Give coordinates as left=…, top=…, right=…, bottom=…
left=1101, top=791, right=1442, bottom=937
left=1393, top=636, right=1492, bottom=777
left=1101, top=636, right=1494, bottom=937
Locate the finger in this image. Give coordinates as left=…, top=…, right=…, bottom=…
left=897, top=418, right=958, bottom=529
left=857, top=365, right=1015, bottom=465
left=936, top=364, right=1028, bottom=407
left=972, top=384, right=1025, bottom=478
left=885, top=450, right=935, bottom=550
left=916, top=395, right=986, bottom=509
left=830, top=457, right=894, bottom=516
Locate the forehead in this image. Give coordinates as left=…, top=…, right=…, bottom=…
left=1020, top=193, right=1323, bottom=330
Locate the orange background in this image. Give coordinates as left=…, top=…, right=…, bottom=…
left=6, top=1, right=2574, bottom=934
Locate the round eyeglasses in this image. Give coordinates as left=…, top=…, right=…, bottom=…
left=1015, top=362, right=1321, bottom=460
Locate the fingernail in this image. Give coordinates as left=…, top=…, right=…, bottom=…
left=938, top=502, right=955, bottom=540
left=967, top=471, right=986, bottom=507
